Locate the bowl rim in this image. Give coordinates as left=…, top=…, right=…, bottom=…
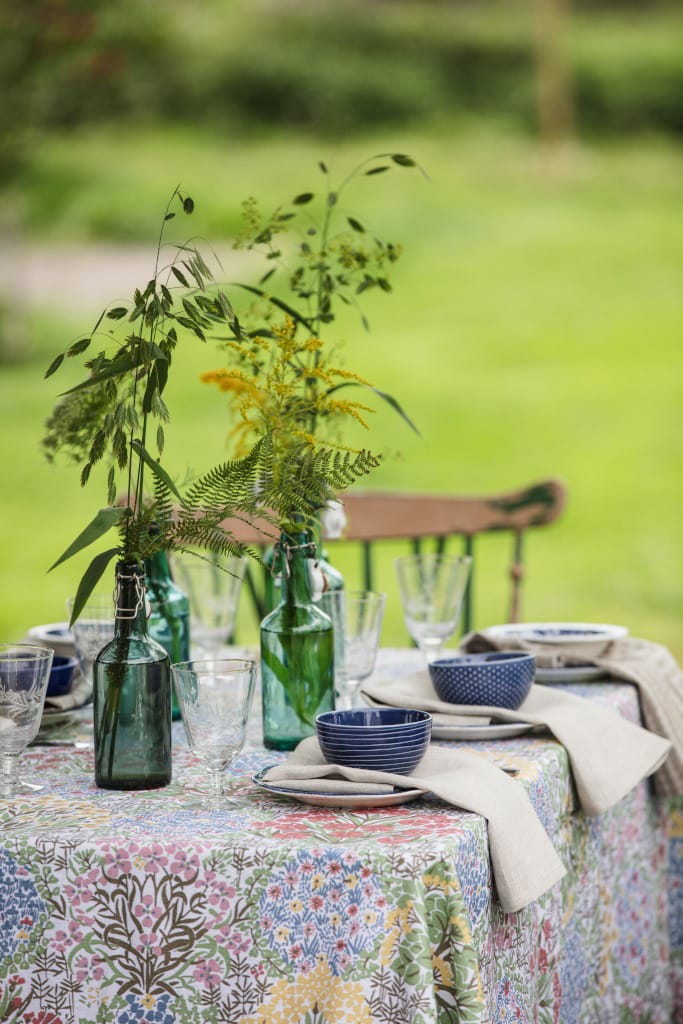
left=316, top=708, right=432, bottom=729
left=430, top=651, right=535, bottom=670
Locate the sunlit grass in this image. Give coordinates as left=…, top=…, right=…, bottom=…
left=2, top=124, right=682, bottom=660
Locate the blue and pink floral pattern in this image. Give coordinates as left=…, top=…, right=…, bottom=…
left=0, top=650, right=679, bottom=1023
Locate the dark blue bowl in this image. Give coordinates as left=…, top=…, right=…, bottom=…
left=316, top=708, right=431, bottom=774
left=47, top=655, right=79, bottom=698
left=428, top=652, right=535, bottom=710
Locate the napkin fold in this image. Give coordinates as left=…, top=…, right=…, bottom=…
left=462, top=631, right=683, bottom=797
left=265, top=736, right=566, bottom=913
left=361, top=671, right=670, bottom=817
left=42, top=673, right=92, bottom=713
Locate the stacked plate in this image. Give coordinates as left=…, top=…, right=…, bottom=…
left=316, top=708, right=432, bottom=775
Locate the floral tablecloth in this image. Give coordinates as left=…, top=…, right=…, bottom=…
left=0, top=649, right=679, bottom=1024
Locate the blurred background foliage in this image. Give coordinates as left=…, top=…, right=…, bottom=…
left=0, top=0, right=681, bottom=654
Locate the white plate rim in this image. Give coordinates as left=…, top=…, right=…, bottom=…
left=486, top=622, right=628, bottom=646
left=535, top=665, right=606, bottom=683
left=252, top=767, right=425, bottom=808
left=431, top=721, right=534, bottom=741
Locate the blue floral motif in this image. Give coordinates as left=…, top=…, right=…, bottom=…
left=669, top=836, right=683, bottom=948
left=494, top=978, right=528, bottom=1022
left=0, top=850, right=45, bottom=960
left=557, top=923, right=587, bottom=1024
left=258, top=848, right=387, bottom=975
left=116, top=992, right=174, bottom=1024
left=455, top=830, right=490, bottom=928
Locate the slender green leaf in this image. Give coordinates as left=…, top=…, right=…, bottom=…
left=391, top=153, right=416, bottom=167
left=170, top=265, right=190, bottom=287
left=68, top=548, right=120, bottom=626
left=49, top=507, right=128, bottom=572
left=106, top=307, right=129, bottom=321
left=67, top=338, right=91, bottom=357
left=130, top=440, right=182, bottom=500
left=365, top=165, right=389, bottom=175
left=44, top=353, right=65, bottom=379
left=60, top=351, right=139, bottom=396
left=325, top=381, right=421, bottom=436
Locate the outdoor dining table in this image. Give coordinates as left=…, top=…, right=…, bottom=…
left=1, top=647, right=681, bottom=1024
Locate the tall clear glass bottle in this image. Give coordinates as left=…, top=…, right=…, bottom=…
left=93, top=561, right=172, bottom=790
left=260, top=534, right=335, bottom=751
left=144, top=549, right=190, bottom=720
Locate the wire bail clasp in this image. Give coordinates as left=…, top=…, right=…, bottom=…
left=114, top=568, right=145, bottom=620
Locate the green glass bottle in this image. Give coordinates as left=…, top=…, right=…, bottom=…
left=263, top=525, right=344, bottom=612
left=93, top=561, right=172, bottom=790
left=260, top=533, right=335, bottom=751
left=144, top=549, right=190, bottom=721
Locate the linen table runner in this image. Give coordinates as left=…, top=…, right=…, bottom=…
left=362, top=671, right=670, bottom=816
left=265, top=736, right=566, bottom=913
left=462, top=632, right=683, bottom=797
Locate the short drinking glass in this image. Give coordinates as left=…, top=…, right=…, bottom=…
left=0, top=644, right=54, bottom=797
left=319, top=590, right=386, bottom=710
left=395, top=553, right=472, bottom=663
left=171, top=658, right=256, bottom=808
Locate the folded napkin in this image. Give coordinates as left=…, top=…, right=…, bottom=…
left=264, top=736, right=566, bottom=913
left=42, top=672, right=92, bottom=713
left=462, top=631, right=683, bottom=797
left=361, top=671, right=670, bottom=817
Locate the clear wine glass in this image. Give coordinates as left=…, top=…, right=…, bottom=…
left=171, top=553, right=246, bottom=657
left=66, top=594, right=116, bottom=687
left=395, top=552, right=472, bottom=664
left=171, top=658, right=256, bottom=808
left=319, top=590, right=386, bottom=710
left=0, top=644, right=54, bottom=796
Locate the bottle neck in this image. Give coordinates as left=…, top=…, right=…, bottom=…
left=276, top=532, right=316, bottom=607
left=114, top=561, right=149, bottom=637
left=144, top=549, right=171, bottom=583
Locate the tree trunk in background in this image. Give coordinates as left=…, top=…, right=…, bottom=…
left=535, top=0, right=575, bottom=148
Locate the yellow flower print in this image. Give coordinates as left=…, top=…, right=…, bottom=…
left=274, top=926, right=290, bottom=943
left=311, top=873, right=325, bottom=890
left=344, top=874, right=358, bottom=888
left=242, top=958, right=372, bottom=1024
left=329, top=912, right=342, bottom=928
left=289, top=899, right=303, bottom=914
left=363, top=910, right=377, bottom=926
left=140, top=994, right=156, bottom=1010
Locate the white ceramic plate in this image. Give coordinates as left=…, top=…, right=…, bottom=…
left=252, top=767, right=425, bottom=809
left=431, top=721, right=534, bottom=741
left=487, top=622, right=628, bottom=646
left=535, top=665, right=606, bottom=684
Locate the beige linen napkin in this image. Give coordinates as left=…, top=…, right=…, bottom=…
left=361, top=671, right=670, bottom=817
left=264, top=736, right=566, bottom=913
left=42, top=672, right=92, bottom=713
left=463, top=631, right=683, bottom=797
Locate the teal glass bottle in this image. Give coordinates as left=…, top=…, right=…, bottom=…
left=93, top=561, right=172, bottom=790
left=144, top=549, right=190, bottom=721
left=260, top=534, right=335, bottom=751
left=263, top=525, right=344, bottom=612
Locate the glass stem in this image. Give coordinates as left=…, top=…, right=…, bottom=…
left=0, top=752, right=20, bottom=796
left=207, top=769, right=225, bottom=803
left=420, top=640, right=444, bottom=664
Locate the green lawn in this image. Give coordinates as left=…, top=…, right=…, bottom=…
left=2, top=124, right=682, bottom=659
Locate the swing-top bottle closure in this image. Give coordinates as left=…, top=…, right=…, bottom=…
left=114, top=566, right=146, bottom=620
left=271, top=538, right=328, bottom=599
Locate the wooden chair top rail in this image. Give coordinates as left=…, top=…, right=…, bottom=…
left=333, top=478, right=566, bottom=543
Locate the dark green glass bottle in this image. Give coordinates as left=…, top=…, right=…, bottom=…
left=144, top=549, right=190, bottom=720
left=93, top=561, right=172, bottom=790
left=260, top=534, right=335, bottom=750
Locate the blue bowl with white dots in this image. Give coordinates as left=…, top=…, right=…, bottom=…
left=428, top=652, right=535, bottom=710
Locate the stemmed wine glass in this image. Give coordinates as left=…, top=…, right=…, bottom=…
left=171, top=658, right=256, bottom=809
left=0, top=644, right=54, bottom=797
left=395, top=552, right=472, bottom=663
left=66, top=594, right=116, bottom=688
left=319, top=590, right=386, bottom=710
left=172, top=553, right=246, bottom=656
